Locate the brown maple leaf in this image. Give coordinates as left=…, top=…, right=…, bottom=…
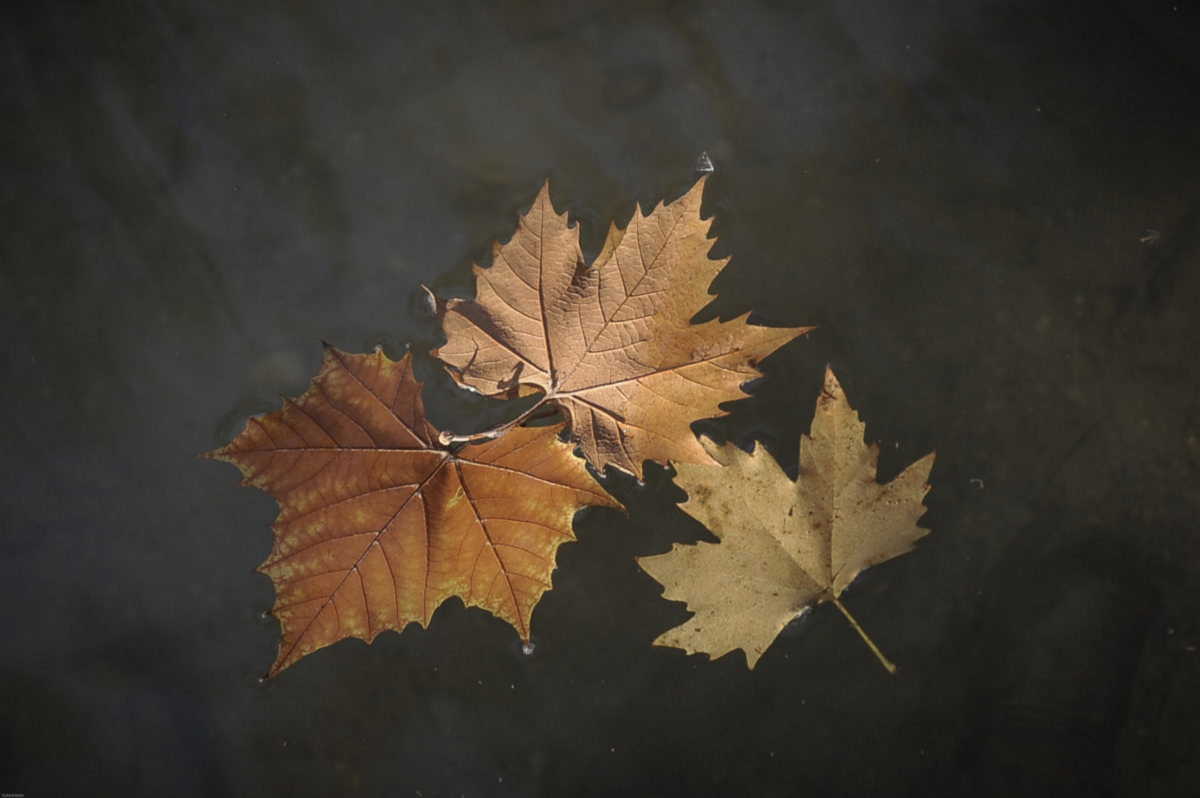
left=205, top=345, right=621, bottom=677
left=637, top=366, right=935, bottom=671
left=428, top=178, right=812, bottom=479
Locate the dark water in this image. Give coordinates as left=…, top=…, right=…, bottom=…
left=3, top=1, right=1199, bottom=795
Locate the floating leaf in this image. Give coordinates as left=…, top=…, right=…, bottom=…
left=430, top=179, right=810, bottom=478
left=206, top=346, right=620, bottom=677
left=638, top=366, right=934, bottom=670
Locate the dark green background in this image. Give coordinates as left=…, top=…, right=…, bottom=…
left=3, top=1, right=1198, bottom=795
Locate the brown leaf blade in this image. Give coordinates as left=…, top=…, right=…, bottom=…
left=638, top=366, right=934, bottom=669
left=432, top=179, right=812, bottom=478
left=205, top=346, right=620, bottom=677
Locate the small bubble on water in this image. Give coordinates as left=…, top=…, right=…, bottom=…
left=521, top=641, right=536, bottom=656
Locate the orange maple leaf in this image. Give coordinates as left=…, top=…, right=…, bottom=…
left=205, top=345, right=621, bottom=677
left=429, top=178, right=812, bottom=479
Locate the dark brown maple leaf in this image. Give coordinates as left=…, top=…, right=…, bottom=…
left=205, top=345, right=621, bottom=677
left=429, top=178, right=812, bottom=479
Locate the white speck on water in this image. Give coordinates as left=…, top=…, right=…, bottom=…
left=521, top=640, right=536, bottom=656
left=695, top=151, right=715, bottom=173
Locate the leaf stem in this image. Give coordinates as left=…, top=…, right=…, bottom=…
left=438, top=397, right=555, bottom=446
left=831, top=597, right=897, bottom=675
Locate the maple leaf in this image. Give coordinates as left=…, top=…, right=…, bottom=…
left=428, top=178, right=811, bottom=479
left=204, top=345, right=621, bottom=677
left=637, top=366, right=935, bottom=671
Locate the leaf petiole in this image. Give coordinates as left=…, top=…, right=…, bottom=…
left=438, top=396, right=556, bottom=446
left=831, top=597, right=897, bottom=675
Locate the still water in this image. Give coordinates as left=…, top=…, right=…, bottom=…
left=3, top=1, right=1198, bottom=795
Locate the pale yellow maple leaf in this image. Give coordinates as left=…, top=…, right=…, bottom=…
left=638, top=366, right=935, bottom=671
